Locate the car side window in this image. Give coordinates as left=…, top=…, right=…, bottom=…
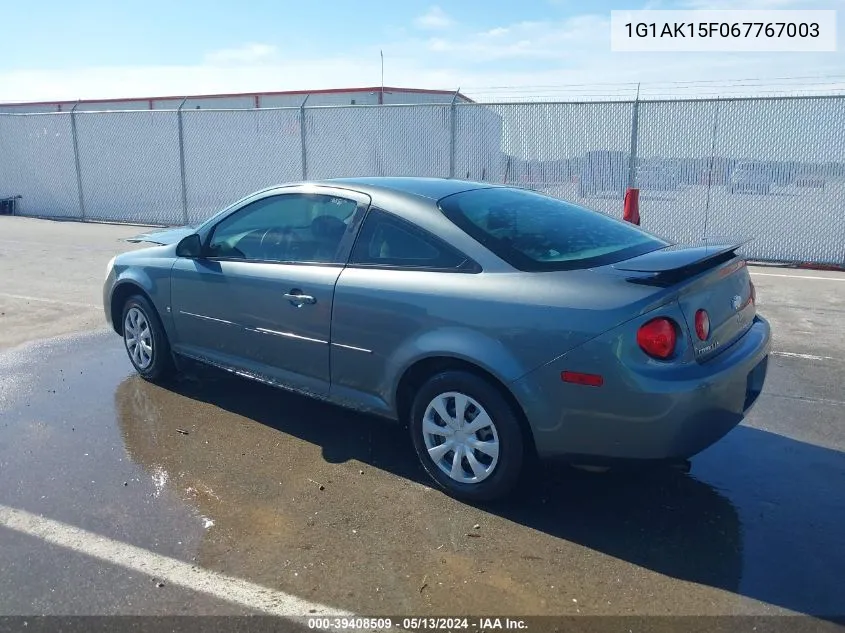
left=349, top=208, right=474, bottom=271
left=207, top=194, right=357, bottom=264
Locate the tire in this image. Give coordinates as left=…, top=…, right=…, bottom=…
left=409, top=370, right=525, bottom=502
left=121, top=294, right=175, bottom=383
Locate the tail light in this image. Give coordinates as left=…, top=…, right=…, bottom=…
left=750, top=280, right=756, bottom=305
left=694, top=309, right=710, bottom=340
left=637, top=317, right=677, bottom=360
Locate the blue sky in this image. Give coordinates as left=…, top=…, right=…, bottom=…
left=1, top=0, right=844, bottom=102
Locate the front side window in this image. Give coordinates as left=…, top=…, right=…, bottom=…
left=350, top=208, right=473, bottom=271
left=438, top=187, right=668, bottom=271
left=207, top=193, right=358, bottom=264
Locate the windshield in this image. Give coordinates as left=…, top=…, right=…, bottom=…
left=438, top=187, right=669, bottom=271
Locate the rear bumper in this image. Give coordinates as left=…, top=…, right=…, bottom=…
left=512, top=315, right=772, bottom=461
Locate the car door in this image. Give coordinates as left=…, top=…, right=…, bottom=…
left=330, top=207, right=481, bottom=411
left=170, top=187, right=370, bottom=396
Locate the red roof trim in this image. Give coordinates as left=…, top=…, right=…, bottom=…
left=1, top=86, right=473, bottom=107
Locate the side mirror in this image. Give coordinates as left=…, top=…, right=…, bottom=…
left=176, top=233, right=203, bottom=258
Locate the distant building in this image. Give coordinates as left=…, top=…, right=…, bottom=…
left=0, top=86, right=473, bottom=113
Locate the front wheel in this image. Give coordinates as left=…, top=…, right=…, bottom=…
left=409, top=371, right=525, bottom=502
left=121, top=294, right=174, bottom=383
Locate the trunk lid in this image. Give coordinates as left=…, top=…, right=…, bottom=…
left=611, top=241, right=756, bottom=362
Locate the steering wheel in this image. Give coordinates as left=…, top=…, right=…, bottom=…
left=259, top=226, right=294, bottom=260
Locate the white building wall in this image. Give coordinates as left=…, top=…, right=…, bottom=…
left=0, top=103, right=59, bottom=113
left=382, top=90, right=461, bottom=104
left=258, top=93, right=315, bottom=108
left=76, top=100, right=150, bottom=112
left=180, top=95, right=255, bottom=110
left=295, top=91, right=381, bottom=106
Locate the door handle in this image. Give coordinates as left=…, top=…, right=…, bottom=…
left=284, top=291, right=316, bottom=306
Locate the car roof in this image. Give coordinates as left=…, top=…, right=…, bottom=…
left=312, top=176, right=503, bottom=201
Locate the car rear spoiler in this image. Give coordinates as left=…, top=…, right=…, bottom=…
left=612, top=240, right=749, bottom=286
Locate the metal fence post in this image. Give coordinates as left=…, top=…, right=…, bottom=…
left=703, top=101, right=721, bottom=240
left=626, top=86, right=640, bottom=190
left=378, top=100, right=385, bottom=177
left=448, top=88, right=461, bottom=179
left=176, top=97, right=189, bottom=225
left=300, top=95, right=310, bottom=180
left=69, top=102, right=86, bottom=220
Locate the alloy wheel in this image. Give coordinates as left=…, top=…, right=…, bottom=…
left=124, top=306, right=153, bottom=370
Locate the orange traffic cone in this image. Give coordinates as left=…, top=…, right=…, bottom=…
left=623, top=187, right=640, bottom=225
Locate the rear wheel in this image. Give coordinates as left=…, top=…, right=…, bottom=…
left=121, top=294, right=174, bottom=383
left=409, top=371, right=524, bottom=502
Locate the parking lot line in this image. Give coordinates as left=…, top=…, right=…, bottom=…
left=0, top=504, right=352, bottom=619
left=0, top=292, right=99, bottom=309
left=0, top=238, right=131, bottom=252
left=771, top=351, right=836, bottom=361
left=750, top=272, right=845, bottom=281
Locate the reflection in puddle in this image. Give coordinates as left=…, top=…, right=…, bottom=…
left=114, top=371, right=745, bottom=615
left=151, top=465, right=169, bottom=498
left=113, top=361, right=845, bottom=618
left=186, top=484, right=221, bottom=502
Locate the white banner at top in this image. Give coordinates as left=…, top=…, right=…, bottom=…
left=610, top=10, right=836, bottom=52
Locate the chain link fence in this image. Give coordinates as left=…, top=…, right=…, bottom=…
left=0, top=112, right=79, bottom=218
left=182, top=108, right=302, bottom=224
left=1, top=97, right=844, bottom=266
left=705, top=97, right=845, bottom=265
left=459, top=102, right=635, bottom=220
left=75, top=110, right=183, bottom=224
left=306, top=104, right=452, bottom=180
left=635, top=99, right=717, bottom=245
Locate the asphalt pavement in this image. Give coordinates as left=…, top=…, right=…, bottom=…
left=0, top=216, right=843, bottom=622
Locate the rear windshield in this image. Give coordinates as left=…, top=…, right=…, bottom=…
left=438, top=187, right=668, bottom=271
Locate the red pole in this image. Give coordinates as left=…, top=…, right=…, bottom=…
left=623, top=187, right=640, bottom=225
